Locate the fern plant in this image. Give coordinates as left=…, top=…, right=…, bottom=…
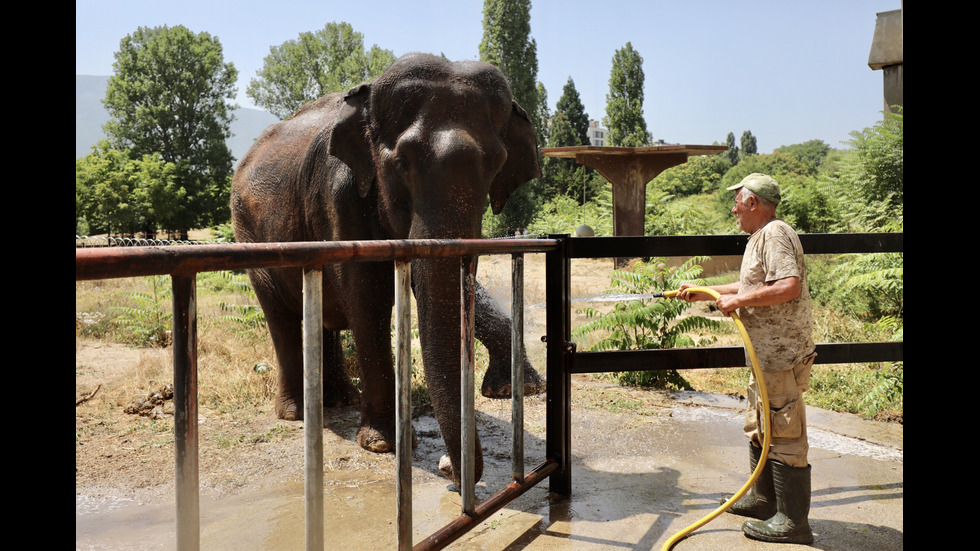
left=217, top=271, right=266, bottom=333
left=573, top=256, right=725, bottom=389
left=111, top=275, right=173, bottom=346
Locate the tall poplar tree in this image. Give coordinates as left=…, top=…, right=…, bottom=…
left=479, top=0, right=539, bottom=121
left=479, top=0, right=542, bottom=233
left=103, top=25, right=238, bottom=233
left=603, top=42, right=650, bottom=147
left=725, top=132, right=740, bottom=166
left=740, top=130, right=758, bottom=159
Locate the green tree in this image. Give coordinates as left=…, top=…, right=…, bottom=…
left=555, top=77, right=590, bottom=146
left=725, top=132, right=740, bottom=166
left=479, top=0, right=539, bottom=121
left=775, top=139, right=832, bottom=171
left=76, top=141, right=183, bottom=236
left=535, top=82, right=551, bottom=149
left=740, top=130, right=758, bottom=159
left=479, top=0, right=542, bottom=233
left=542, top=80, right=591, bottom=200
left=651, top=154, right=731, bottom=197
left=247, top=22, right=396, bottom=120
left=103, top=25, right=237, bottom=233
left=604, top=42, right=650, bottom=147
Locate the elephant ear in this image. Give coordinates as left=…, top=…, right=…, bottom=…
left=489, top=100, right=541, bottom=215
left=329, top=83, right=376, bottom=199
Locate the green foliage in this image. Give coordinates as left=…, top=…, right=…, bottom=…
left=724, top=132, right=740, bottom=166
left=103, top=25, right=237, bottom=231
left=479, top=0, right=539, bottom=123
left=646, top=193, right=729, bottom=236
left=604, top=42, right=650, bottom=147
left=775, top=140, right=832, bottom=171
left=215, top=271, right=267, bottom=334
left=573, top=257, right=724, bottom=389
left=479, top=0, right=542, bottom=234
left=555, top=77, right=590, bottom=146
left=111, top=275, right=173, bottom=347
left=829, top=253, right=904, bottom=319
left=246, top=22, right=396, bottom=120
left=535, top=82, right=551, bottom=150
left=740, top=130, right=758, bottom=159
left=528, top=193, right=613, bottom=236
left=830, top=109, right=903, bottom=233
left=651, top=154, right=730, bottom=197
left=76, top=141, right=185, bottom=235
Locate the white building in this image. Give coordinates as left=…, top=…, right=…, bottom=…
left=586, top=119, right=608, bottom=147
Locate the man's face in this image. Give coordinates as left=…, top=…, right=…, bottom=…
left=732, top=189, right=753, bottom=233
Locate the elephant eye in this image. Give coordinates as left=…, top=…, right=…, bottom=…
left=393, top=158, right=411, bottom=180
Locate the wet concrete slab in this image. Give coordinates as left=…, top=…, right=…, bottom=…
left=76, top=390, right=902, bottom=550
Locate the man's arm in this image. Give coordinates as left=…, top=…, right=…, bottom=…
left=715, top=276, right=801, bottom=316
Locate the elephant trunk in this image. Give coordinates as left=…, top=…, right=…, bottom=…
left=412, top=255, right=484, bottom=486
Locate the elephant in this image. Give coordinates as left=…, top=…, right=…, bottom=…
left=230, top=53, right=545, bottom=485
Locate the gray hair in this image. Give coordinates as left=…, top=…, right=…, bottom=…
left=740, top=188, right=776, bottom=209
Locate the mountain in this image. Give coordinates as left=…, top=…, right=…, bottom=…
left=76, top=75, right=279, bottom=162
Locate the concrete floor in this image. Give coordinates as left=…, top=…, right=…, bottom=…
left=76, top=390, right=902, bottom=551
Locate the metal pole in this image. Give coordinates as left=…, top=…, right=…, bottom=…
left=459, top=256, right=477, bottom=514
left=303, top=267, right=324, bottom=551
left=510, top=254, right=525, bottom=482
left=546, top=235, right=572, bottom=496
left=172, top=272, right=199, bottom=551
left=394, top=260, right=413, bottom=550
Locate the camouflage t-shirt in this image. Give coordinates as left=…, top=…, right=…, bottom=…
left=737, top=219, right=814, bottom=371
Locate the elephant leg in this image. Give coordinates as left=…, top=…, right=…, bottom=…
left=474, top=282, right=545, bottom=398
left=322, top=329, right=360, bottom=408
left=264, top=308, right=306, bottom=421
left=344, top=265, right=403, bottom=454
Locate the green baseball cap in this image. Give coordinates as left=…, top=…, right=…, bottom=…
left=727, top=173, right=781, bottom=205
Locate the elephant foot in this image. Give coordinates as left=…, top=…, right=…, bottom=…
left=356, top=422, right=417, bottom=453
left=437, top=453, right=484, bottom=487
left=275, top=395, right=302, bottom=421
left=481, top=361, right=546, bottom=399
left=438, top=454, right=457, bottom=485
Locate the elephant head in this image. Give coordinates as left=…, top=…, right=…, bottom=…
left=326, top=53, right=540, bottom=484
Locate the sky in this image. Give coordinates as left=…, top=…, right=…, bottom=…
left=75, top=0, right=900, bottom=154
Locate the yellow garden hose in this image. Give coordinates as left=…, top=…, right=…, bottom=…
left=658, top=287, right=772, bottom=551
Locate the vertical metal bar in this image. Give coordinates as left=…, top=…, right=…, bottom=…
left=172, top=272, right=199, bottom=551
left=460, top=255, right=477, bottom=514
left=545, top=235, right=572, bottom=496
left=303, top=267, right=324, bottom=551
left=510, top=253, right=525, bottom=482
left=394, top=260, right=413, bottom=550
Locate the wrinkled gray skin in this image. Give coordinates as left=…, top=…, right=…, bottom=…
left=231, top=53, right=544, bottom=485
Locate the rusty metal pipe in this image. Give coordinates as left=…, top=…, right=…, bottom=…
left=75, top=239, right=558, bottom=281
left=412, top=459, right=559, bottom=551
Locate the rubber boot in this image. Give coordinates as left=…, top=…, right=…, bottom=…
left=722, top=443, right=776, bottom=519
left=743, top=461, right=813, bottom=544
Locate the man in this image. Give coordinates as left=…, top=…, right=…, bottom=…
left=676, top=173, right=816, bottom=544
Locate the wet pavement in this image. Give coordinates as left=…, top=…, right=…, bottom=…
left=76, top=387, right=902, bottom=551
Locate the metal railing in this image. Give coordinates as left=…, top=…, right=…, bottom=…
left=75, top=232, right=903, bottom=550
